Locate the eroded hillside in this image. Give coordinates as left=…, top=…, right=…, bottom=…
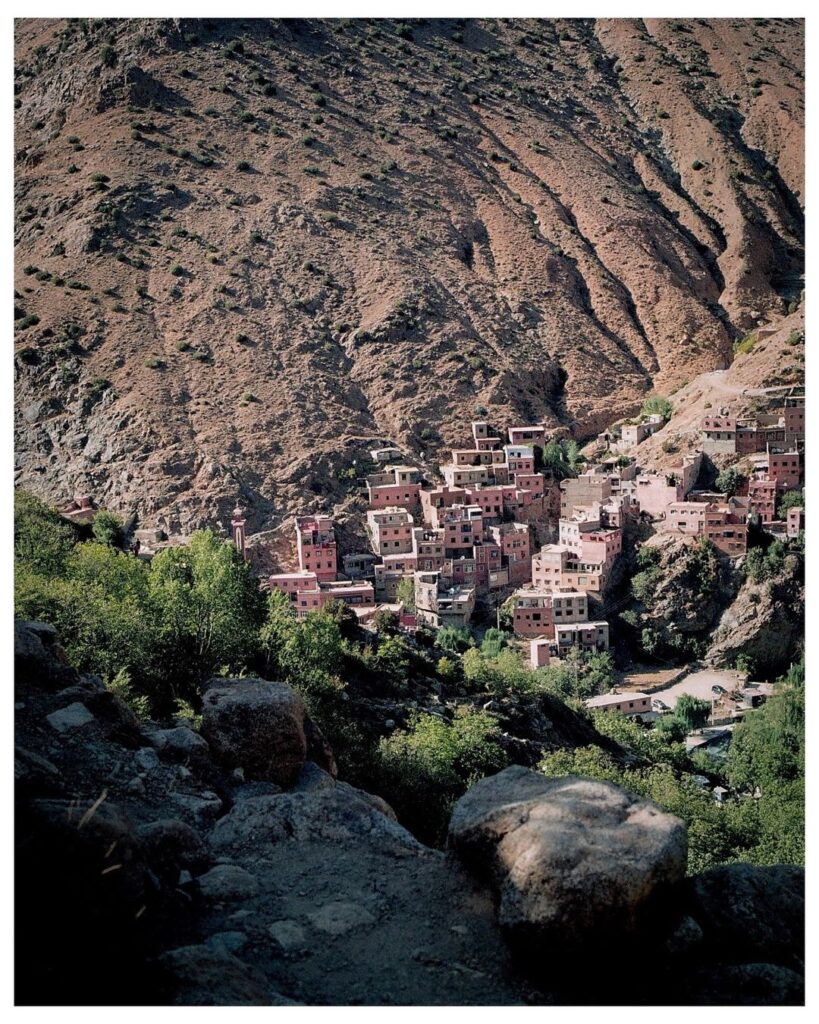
left=14, top=17, right=804, bottom=534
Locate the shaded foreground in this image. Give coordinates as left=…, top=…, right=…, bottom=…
left=15, top=620, right=804, bottom=1005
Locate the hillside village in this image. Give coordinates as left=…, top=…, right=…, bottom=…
left=58, top=385, right=804, bottom=743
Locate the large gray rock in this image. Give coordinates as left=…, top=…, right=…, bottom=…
left=148, top=726, right=211, bottom=764
left=448, top=767, right=688, bottom=952
left=46, top=701, right=95, bottom=733
left=201, top=678, right=307, bottom=785
left=211, top=785, right=420, bottom=858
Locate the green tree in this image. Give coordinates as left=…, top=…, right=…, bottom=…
left=92, top=509, right=124, bottom=547
left=322, top=597, right=360, bottom=640
left=727, top=665, right=804, bottom=792
left=371, top=608, right=400, bottom=635
left=540, top=440, right=574, bottom=481
left=149, top=531, right=265, bottom=701
left=673, top=694, right=712, bottom=732
left=14, top=491, right=78, bottom=576
left=777, top=488, right=804, bottom=519
left=640, top=394, right=673, bottom=421
left=396, top=575, right=416, bottom=611
left=715, top=466, right=745, bottom=498
left=436, top=625, right=473, bottom=654
left=480, top=627, right=507, bottom=658
left=376, top=708, right=508, bottom=843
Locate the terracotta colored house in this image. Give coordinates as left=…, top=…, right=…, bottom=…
left=296, top=514, right=338, bottom=581
left=440, top=504, right=484, bottom=555
left=267, top=571, right=319, bottom=601
left=420, top=485, right=468, bottom=528
left=297, top=580, right=375, bottom=618
left=531, top=544, right=606, bottom=593
left=787, top=506, right=805, bottom=538
left=508, top=424, right=547, bottom=446
left=413, top=528, right=446, bottom=571
left=512, top=588, right=588, bottom=638
left=755, top=451, right=801, bottom=491
left=748, top=478, right=777, bottom=523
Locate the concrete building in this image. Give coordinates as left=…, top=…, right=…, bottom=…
left=420, top=485, right=468, bottom=528
left=560, top=472, right=612, bottom=518
left=508, top=424, right=547, bottom=446
left=414, top=572, right=476, bottom=629
left=367, top=507, right=415, bottom=556
left=585, top=690, right=651, bottom=716
left=754, top=451, right=801, bottom=491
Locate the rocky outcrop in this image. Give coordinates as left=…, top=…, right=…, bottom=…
left=201, top=677, right=336, bottom=784
left=448, top=767, right=687, bottom=955
left=706, top=565, right=805, bottom=677
left=15, top=621, right=804, bottom=1006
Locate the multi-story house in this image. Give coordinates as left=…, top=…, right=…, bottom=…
left=296, top=514, right=338, bottom=581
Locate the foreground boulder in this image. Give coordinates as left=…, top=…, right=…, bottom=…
left=201, top=678, right=308, bottom=785
left=448, top=766, right=687, bottom=955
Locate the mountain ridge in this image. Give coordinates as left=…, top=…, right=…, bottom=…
left=14, top=17, right=804, bottom=534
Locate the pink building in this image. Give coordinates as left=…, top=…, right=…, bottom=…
left=368, top=481, right=422, bottom=511
left=473, top=539, right=502, bottom=587
left=440, top=505, right=484, bottom=555
left=267, top=571, right=319, bottom=601
left=703, top=513, right=748, bottom=557
left=508, top=424, right=547, bottom=446
left=532, top=544, right=606, bottom=593
left=420, top=485, right=468, bottom=528
left=300, top=580, right=375, bottom=618
left=787, top=506, right=805, bottom=538
left=783, top=396, right=805, bottom=439
left=580, top=528, right=622, bottom=568
left=367, top=466, right=422, bottom=511
left=513, top=472, right=545, bottom=497
left=451, top=448, right=505, bottom=467
left=666, top=502, right=710, bottom=535
left=512, top=592, right=554, bottom=638
left=466, top=485, right=507, bottom=520
left=559, top=518, right=622, bottom=570
left=296, top=515, right=338, bottom=581
left=512, top=588, right=588, bottom=638
left=748, top=479, right=777, bottom=523
left=530, top=637, right=551, bottom=669
left=634, top=473, right=684, bottom=518
left=756, top=452, right=801, bottom=491
left=413, top=528, right=446, bottom=571
left=504, top=445, right=536, bottom=475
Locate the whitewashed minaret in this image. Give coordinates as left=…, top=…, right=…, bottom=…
left=231, top=504, right=247, bottom=560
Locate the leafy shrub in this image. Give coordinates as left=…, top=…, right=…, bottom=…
left=376, top=709, right=508, bottom=844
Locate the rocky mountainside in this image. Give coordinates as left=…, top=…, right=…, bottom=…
left=15, top=621, right=805, bottom=1005
left=14, top=17, right=804, bottom=535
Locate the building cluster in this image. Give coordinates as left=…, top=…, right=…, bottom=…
left=700, top=394, right=804, bottom=457
left=261, top=392, right=804, bottom=672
